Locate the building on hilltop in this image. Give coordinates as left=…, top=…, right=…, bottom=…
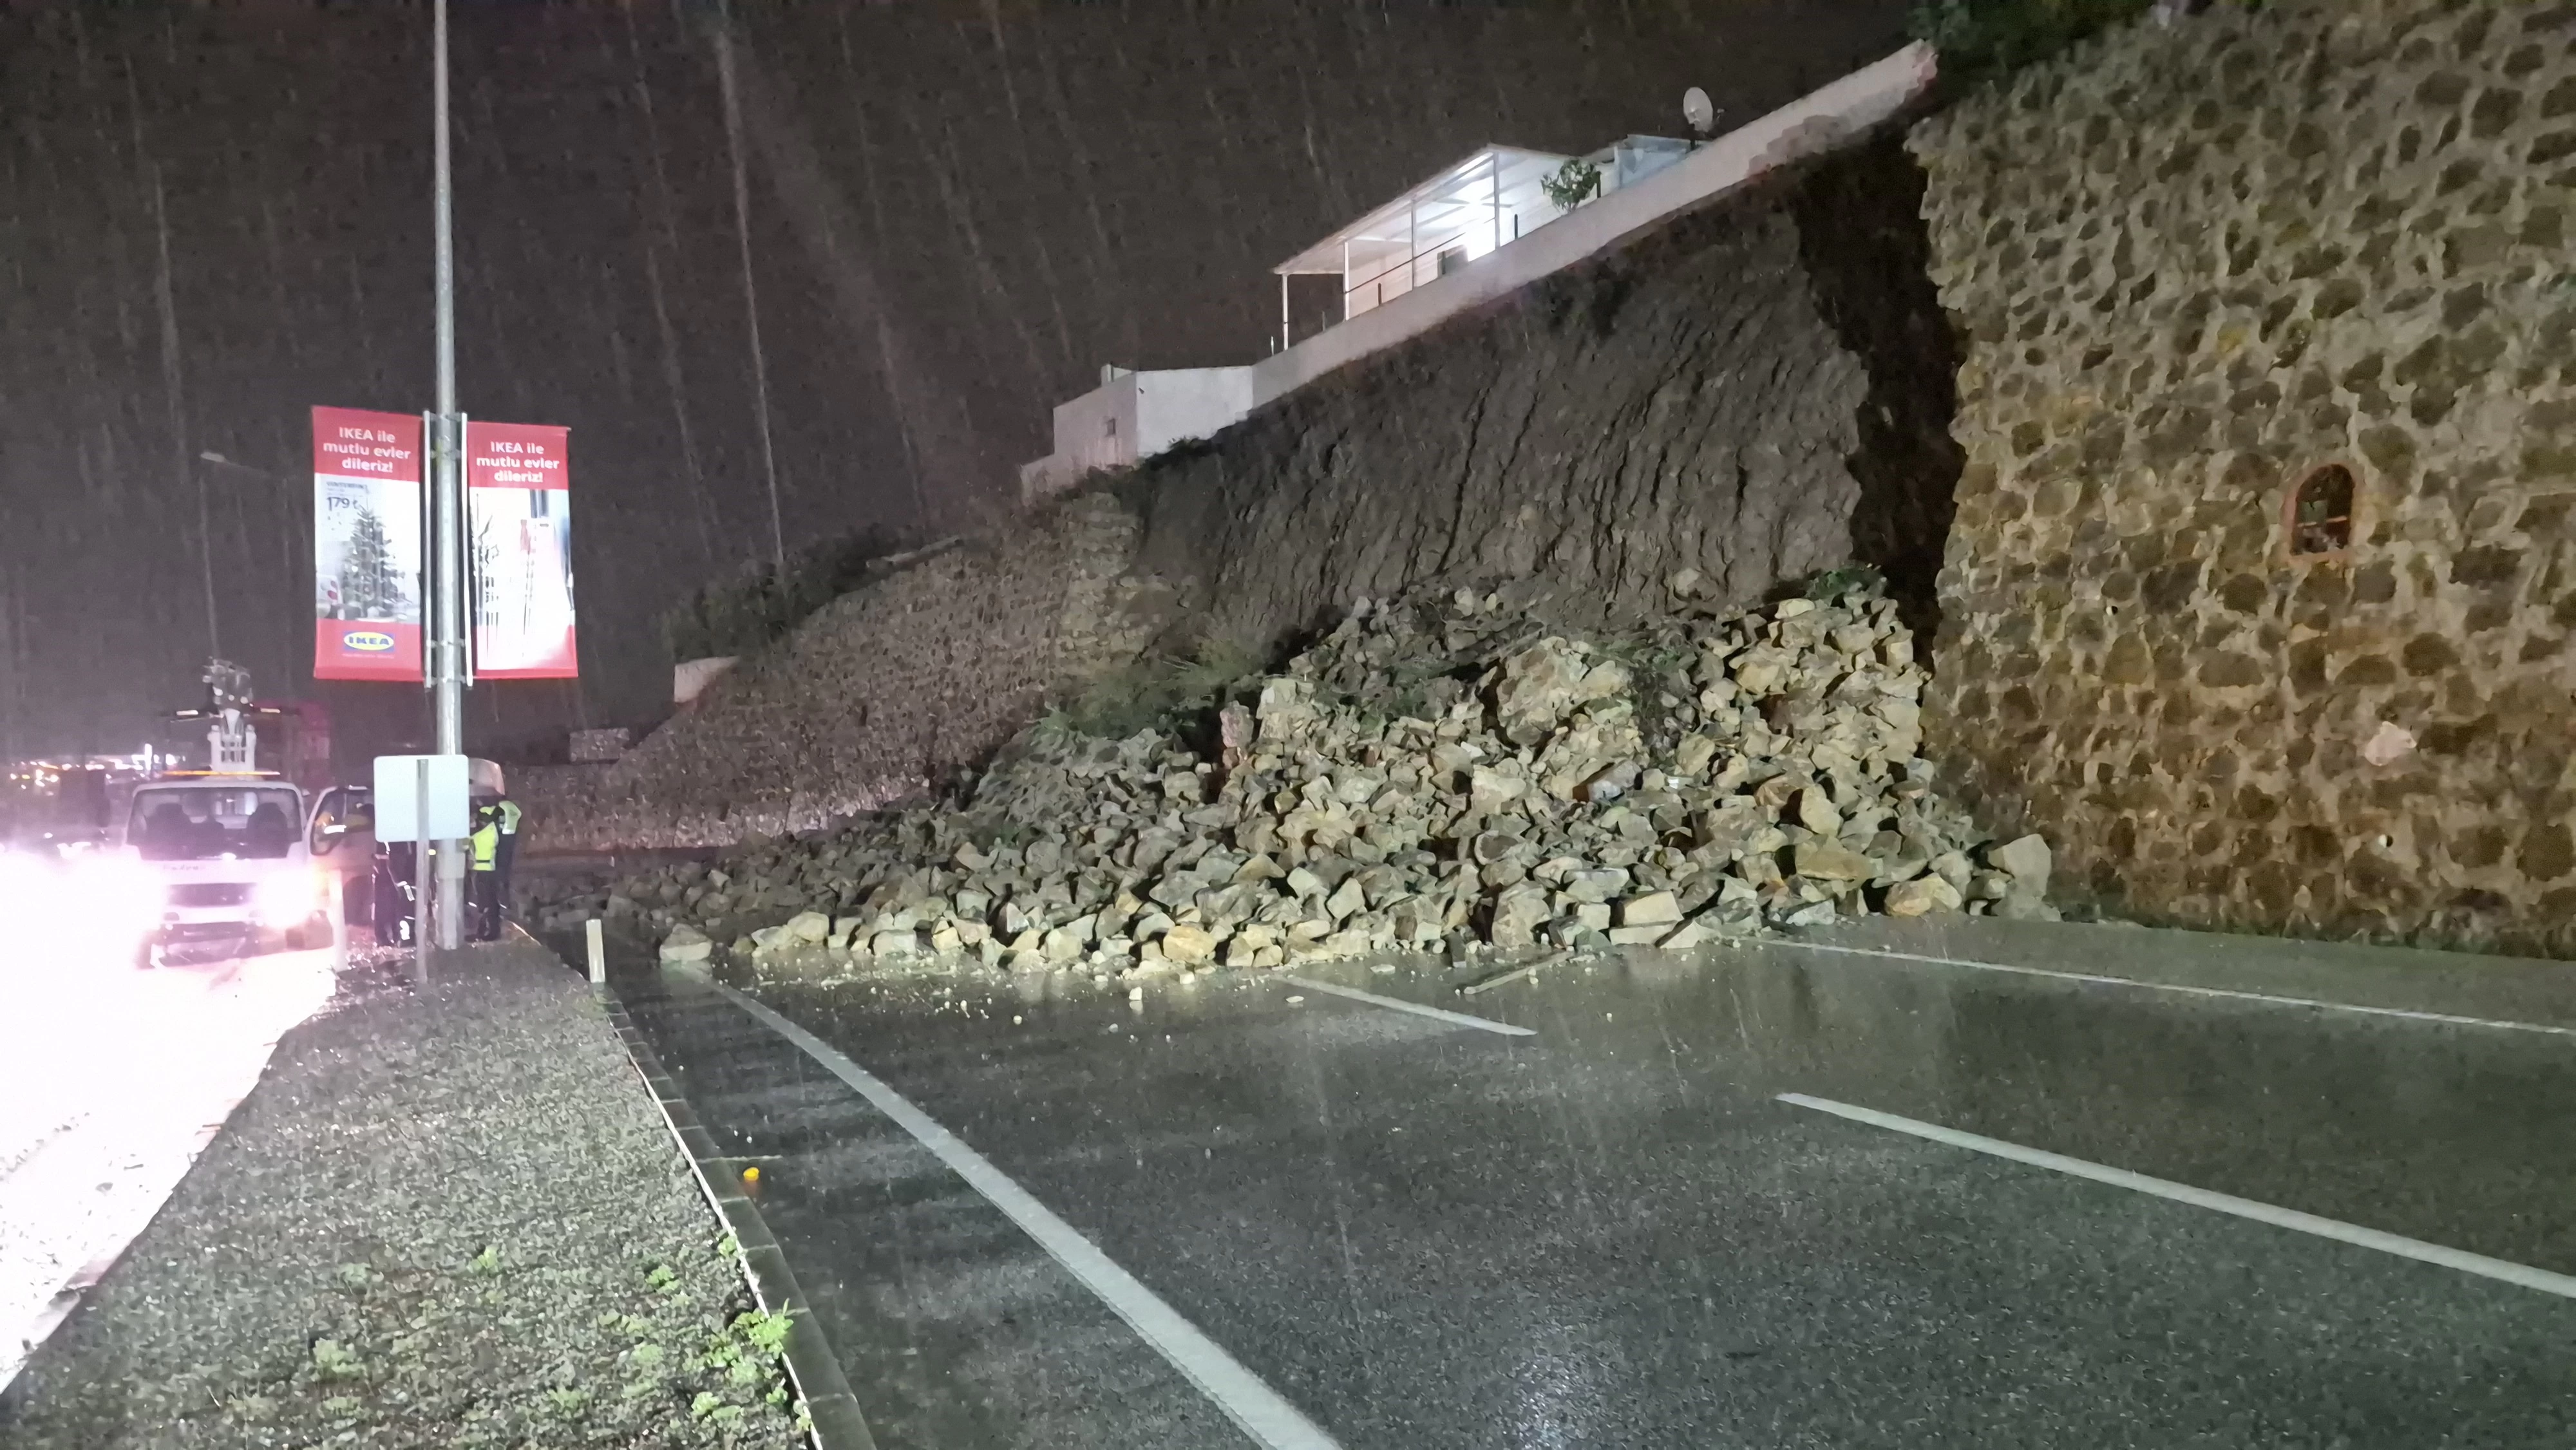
left=1017, top=46, right=1936, bottom=505
left=1269, top=138, right=1695, bottom=337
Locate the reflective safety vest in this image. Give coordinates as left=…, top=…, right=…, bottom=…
left=496, top=798, right=523, bottom=836
left=470, top=821, right=500, bottom=871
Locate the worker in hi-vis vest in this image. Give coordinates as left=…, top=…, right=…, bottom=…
left=494, top=795, right=523, bottom=936
left=469, top=806, right=502, bottom=942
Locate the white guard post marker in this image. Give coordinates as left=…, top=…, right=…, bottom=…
left=374, top=753, right=471, bottom=982
left=585, top=918, right=606, bottom=984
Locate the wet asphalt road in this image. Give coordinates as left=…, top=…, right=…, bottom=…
left=612, top=923, right=2576, bottom=1449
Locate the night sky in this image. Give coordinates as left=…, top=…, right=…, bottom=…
left=0, top=0, right=1910, bottom=764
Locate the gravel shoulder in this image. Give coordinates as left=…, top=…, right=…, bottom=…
left=0, top=939, right=806, bottom=1449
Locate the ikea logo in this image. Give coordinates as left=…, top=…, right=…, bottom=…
left=343, top=631, right=396, bottom=653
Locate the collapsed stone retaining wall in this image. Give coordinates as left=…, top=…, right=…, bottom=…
left=527, top=135, right=1964, bottom=854
left=518, top=493, right=1165, bottom=852
left=1915, top=0, right=2576, bottom=952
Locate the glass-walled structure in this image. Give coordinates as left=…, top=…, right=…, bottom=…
left=1273, top=146, right=1573, bottom=323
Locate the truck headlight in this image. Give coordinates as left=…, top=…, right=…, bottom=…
left=254, top=871, right=320, bottom=923
left=0, top=854, right=50, bottom=924
left=56, top=852, right=158, bottom=952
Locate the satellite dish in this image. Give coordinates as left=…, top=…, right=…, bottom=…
left=1683, top=86, right=1718, bottom=137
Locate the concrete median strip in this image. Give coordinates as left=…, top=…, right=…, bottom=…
left=1, top=943, right=810, bottom=1448
left=1779, top=1093, right=2576, bottom=1301
left=681, top=963, right=1347, bottom=1450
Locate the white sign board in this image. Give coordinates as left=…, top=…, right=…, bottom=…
left=372, top=753, right=471, bottom=842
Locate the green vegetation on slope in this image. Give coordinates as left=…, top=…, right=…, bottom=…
left=659, top=525, right=917, bottom=664
left=1909, top=0, right=2161, bottom=84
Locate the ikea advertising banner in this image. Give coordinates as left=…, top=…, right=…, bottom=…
left=312, top=406, right=425, bottom=681
left=466, top=420, right=578, bottom=679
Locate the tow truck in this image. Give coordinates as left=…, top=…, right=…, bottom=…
left=115, top=662, right=341, bottom=966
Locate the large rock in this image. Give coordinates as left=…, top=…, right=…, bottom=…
left=1795, top=786, right=1842, bottom=837
left=1793, top=842, right=1875, bottom=882
left=658, top=925, right=712, bottom=963
left=1990, top=834, right=2052, bottom=895
left=1490, top=883, right=1551, bottom=949
left=1884, top=874, right=1964, bottom=917
left=1618, top=892, right=1683, bottom=927
left=1495, top=639, right=1591, bottom=737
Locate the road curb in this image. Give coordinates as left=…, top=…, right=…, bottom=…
left=588, top=975, right=877, bottom=1450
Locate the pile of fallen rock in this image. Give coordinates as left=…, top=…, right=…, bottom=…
left=551, top=576, right=2054, bottom=982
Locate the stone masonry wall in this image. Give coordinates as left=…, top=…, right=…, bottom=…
left=527, top=135, right=1965, bottom=853
left=1915, top=0, right=2576, bottom=952
left=518, top=493, right=1165, bottom=852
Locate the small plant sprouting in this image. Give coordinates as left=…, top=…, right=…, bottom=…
left=311, top=1339, right=366, bottom=1380
left=645, top=1262, right=679, bottom=1291
left=1804, top=563, right=1888, bottom=601
left=1906, top=0, right=2158, bottom=85
left=465, top=1245, right=501, bottom=1276
left=732, top=1308, right=793, bottom=1357
left=688, top=1389, right=749, bottom=1426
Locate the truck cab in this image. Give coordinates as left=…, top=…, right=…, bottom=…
left=118, top=773, right=336, bottom=964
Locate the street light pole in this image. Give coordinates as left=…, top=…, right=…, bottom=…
left=428, top=0, right=469, bottom=950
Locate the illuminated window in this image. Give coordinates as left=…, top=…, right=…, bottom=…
left=2288, top=464, right=2356, bottom=556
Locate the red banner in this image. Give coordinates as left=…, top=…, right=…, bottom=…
left=312, top=407, right=425, bottom=681
left=466, top=420, right=577, bottom=679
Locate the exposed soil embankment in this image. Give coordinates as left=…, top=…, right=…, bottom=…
left=528, top=135, right=1963, bottom=858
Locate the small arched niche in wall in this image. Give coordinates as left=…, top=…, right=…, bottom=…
left=2284, top=463, right=2358, bottom=559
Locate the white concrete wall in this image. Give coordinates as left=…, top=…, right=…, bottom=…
left=1020, top=374, right=1141, bottom=501
left=1134, top=367, right=1256, bottom=458
left=1056, top=375, right=1141, bottom=476
left=1021, top=366, right=1253, bottom=500
left=1247, top=44, right=1937, bottom=411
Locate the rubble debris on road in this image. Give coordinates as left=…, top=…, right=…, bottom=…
left=542, top=573, right=2055, bottom=987
left=0, top=941, right=804, bottom=1450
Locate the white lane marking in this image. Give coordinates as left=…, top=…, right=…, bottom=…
left=1778, top=1093, right=2576, bottom=1301
left=1767, top=940, right=2576, bottom=1041
left=703, top=978, right=1344, bottom=1450
left=1274, top=976, right=1536, bottom=1037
